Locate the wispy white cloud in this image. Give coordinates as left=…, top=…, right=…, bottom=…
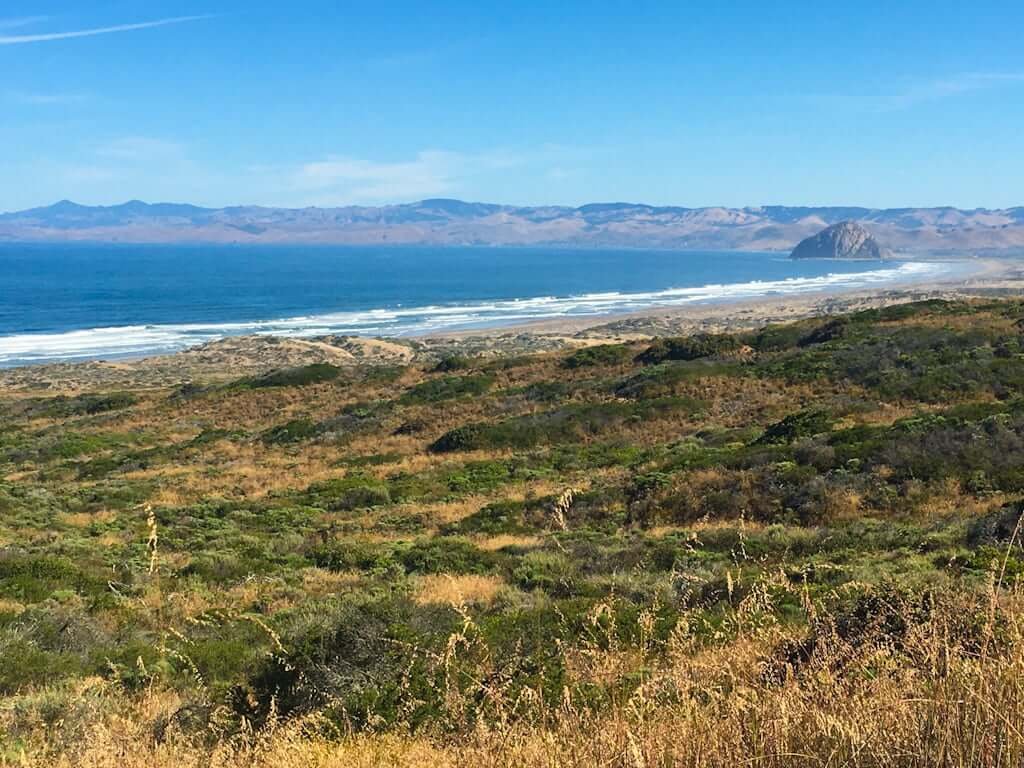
left=0, top=16, right=50, bottom=31
left=7, top=90, right=89, bottom=105
left=95, top=136, right=186, bottom=161
left=0, top=15, right=211, bottom=45
left=7, top=141, right=593, bottom=210
left=886, top=72, right=1024, bottom=109
left=40, top=136, right=197, bottom=191
left=291, top=149, right=525, bottom=204
left=800, top=72, right=1024, bottom=115
left=57, top=164, right=119, bottom=185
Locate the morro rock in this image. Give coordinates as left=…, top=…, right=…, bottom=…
left=790, top=221, right=891, bottom=260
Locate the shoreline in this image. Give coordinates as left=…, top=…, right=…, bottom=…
left=1, top=256, right=1022, bottom=391
left=419, top=256, right=1014, bottom=339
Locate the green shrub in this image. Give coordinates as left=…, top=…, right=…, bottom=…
left=433, top=354, right=474, bottom=372
left=15, top=392, right=139, bottom=419
left=514, top=381, right=573, bottom=402
left=636, top=333, right=740, bottom=364
left=190, top=428, right=246, bottom=446
left=235, top=594, right=459, bottom=729
left=758, top=323, right=1024, bottom=403
left=615, top=361, right=740, bottom=399
left=399, top=375, right=493, bottom=405
left=304, top=475, right=392, bottom=511
left=0, top=640, right=86, bottom=693
left=318, top=400, right=393, bottom=441
left=245, top=364, right=342, bottom=389
left=956, top=546, right=1024, bottom=581
left=0, top=556, right=104, bottom=603
left=307, top=541, right=397, bottom=572
left=430, top=398, right=703, bottom=453
left=968, top=503, right=1024, bottom=548
left=180, top=552, right=278, bottom=583
left=449, top=500, right=532, bottom=535
left=562, top=344, right=632, bottom=369
left=8, top=431, right=135, bottom=463
left=335, top=485, right=392, bottom=510
left=429, top=424, right=487, bottom=453
left=798, top=318, right=851, bottom=347
left=756, top=409, right=835, bottom=445
left=445, top=460, right=519, bottom=494
left=261, top=419, right=319, bottom=445
left=752, top=323, right=807, bottom=352
left=513, top=552, right=580, bottom=597
left=395, top=538, right=499, bottom=575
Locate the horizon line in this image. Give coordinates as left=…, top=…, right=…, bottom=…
left=5, top=197, right=1023, bottom=217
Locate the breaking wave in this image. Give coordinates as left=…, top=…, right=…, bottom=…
left=0, top=261, right=958, bottom=366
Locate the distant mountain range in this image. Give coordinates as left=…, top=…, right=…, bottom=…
left=3, top=198, right=1024, bottom=252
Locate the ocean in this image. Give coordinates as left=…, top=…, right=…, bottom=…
left=0, top=243, right=965, bottom=367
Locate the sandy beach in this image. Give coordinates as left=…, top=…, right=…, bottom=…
left=2, top=256, right=1022, bottom=392
left=423, top=256, right=1020, bottom=338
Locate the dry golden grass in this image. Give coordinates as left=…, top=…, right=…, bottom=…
left=475, top=534, right=543, bottom=551
left=132, top=443, right=358, bottom=503
left=96, top=532, right=126, bottom=548
left=912, top=311, right=1021, bottom=333
left=300, top=568, right=365, bottom=595
left=146, top=483, right=195, bottom=508
left=9, top=301, right=1024, bottom=767
left=420, top=497, right=487, bottom=526
left=57, top=509, right=118, bottom=528
left=361, top=451, right=446, bottom=479
left=13, top=589, right=1024, bottom=768
left=0, top=598, right=25, bottom=616
left=412, top=574, right=505, bottom=607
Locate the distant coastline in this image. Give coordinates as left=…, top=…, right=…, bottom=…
left=3, top=198, right=1024, bottom=252
left=0, top=255, right=1018, bottom=393
left=0, top=245, right=992, bottom=369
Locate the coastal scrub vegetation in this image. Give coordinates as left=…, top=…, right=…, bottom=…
left=3, top=299, right=1024, bottom=765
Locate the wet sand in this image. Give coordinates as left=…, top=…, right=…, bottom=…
left=423, top=257, right=1022, bottom=339
left=2, top=257, right=1022, bottom=392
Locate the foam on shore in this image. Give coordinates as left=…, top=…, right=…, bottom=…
left=0, top=261, right=961, bottom=366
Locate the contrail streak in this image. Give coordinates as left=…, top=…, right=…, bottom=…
left=0, top=15, right=211, bottom=45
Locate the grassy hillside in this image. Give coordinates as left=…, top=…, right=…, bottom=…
left=3, top=299, right=1024, bottom=766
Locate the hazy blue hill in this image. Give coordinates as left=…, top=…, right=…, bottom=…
left=414, top=199, right=506, bottom=218
left=2, top=198, right=1023, bottom=251
left=751, top=206, right=873, bottom=224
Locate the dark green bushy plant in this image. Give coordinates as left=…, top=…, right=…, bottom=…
left=246, top=364, right=342, bottom=389
left=562, top=344, right=632, bottom=369
left=636, top=333, right=740, bottom=364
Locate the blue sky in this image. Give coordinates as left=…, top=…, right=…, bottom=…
left=2, top=1, right=1023, bottom=211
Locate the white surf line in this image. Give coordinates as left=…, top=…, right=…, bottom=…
left=0, top=261, right=958, bottom=365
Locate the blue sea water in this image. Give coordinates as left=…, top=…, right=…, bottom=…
left=0, top=243, right=965, bottom=366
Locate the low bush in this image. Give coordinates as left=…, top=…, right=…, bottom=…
left=235, top=594, right=460, bottom=729
left=615, top=361, right=739, bottom=399
left=756, top=409, right=835, bottom=445
left=306, top=541, right=397, bottom=572
left=261, top=419, right=319, bottom=445
left=448, top=500, right=533, bottom=535
left=399, top=374, right=493, bottom=404
left=513, top=552, right=580, bottom=597
left=430, top=397, right=703, bottom=453
left=11, top=392, right=139, bottom=419
left=395, top=538, right=500, bottom=575
left=562, top=344, right=632, bottom=369
left=636, top=333, right=740, bottom=364
left=433, top=354, right=474, bottom=372
left=304, top=475, right=393, bottom=511
left=246, top=364, right=342, bottom=388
